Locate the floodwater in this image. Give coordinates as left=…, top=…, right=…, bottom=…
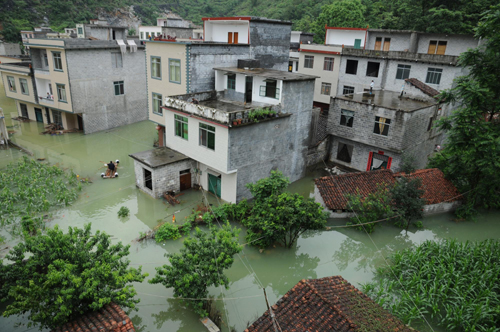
left=1, top=80, right=500, bottom=332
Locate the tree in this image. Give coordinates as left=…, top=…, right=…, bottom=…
left=246, top=170, right=290, bottom=202
left=390, top=177, right=425, bottom=230
left=243, top=192, right=328, bottom=248
left=428, top=5, right=500, bottom=217
left=149, top=223, right=242, bottom=317
left=128, top=27, right=136, bottom=36
left=310, top=0, right=367, bottom=43
left=2, top=224, right=146, bottom=330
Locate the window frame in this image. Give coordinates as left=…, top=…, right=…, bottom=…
left=56, top=83, right=67, bottom=102
left=337, top=142, right=353, bottom=163
left=366, top=61, right=380, bottom=77
left=425, top=67, right=443, bottom=85
left=259, top=80, right=279, bottom=99
left=114, top=81, right=125, bottom=96
left=373, top=116, right=391, bottom=136
left=396, top=64, right=411, bottom=80
left=323, top=57, right=334, bottom=71
left=169, top=58, right=181, bottom=84
left=43, top=53, right=49, bottom=67
left=151, top=56, right=162, bottom=80
left=304, top=55, right=314, bottom=69
left=199, top=122, right=215, bottom=150
left=19, top=78, right=29, bottom=95
left=345, top=59, right=358, bottom=75
left=112, top=52, right=123, bottom=68
left=7, top=76, right=16, bottom=92
left=342, top=85, right=354, bottom=95
left=340, top=109, right=354, bottom=127
left=227, top=74, right=236, bottom=90
left=52, top=51, right=63, bottom=71
left=320, top=82, right=331, bottom=95
left=77, top=27, right=83, bottom=35
left=152, top=92, right=163, bottom=115
left=174, top=114, right=188, bottom=140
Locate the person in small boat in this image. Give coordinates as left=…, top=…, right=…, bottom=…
left=107, top=161, right=116, bottom=172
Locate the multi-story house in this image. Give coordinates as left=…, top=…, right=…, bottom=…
left=138, top=15, right=199, bottom=41
left=0, top=37, right=146, bottom=134
left=145, top=16, right=292, bottom=146
left=131, top=61, right=316, bottom=203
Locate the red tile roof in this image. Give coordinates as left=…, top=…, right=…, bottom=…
left=245, top=276, right=415, bottom=332
left=405, top=78, right=440, bottom=97
left=50, top=303, right=136, bottom=332
left=315, top=168, right=461, bottom=210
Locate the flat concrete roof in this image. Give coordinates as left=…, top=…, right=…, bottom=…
left=336, top=90, right=436, bottom=112
left=129, top=147, right=190, bottom=168
left=213, top=67, right=318, bottom=81
left=63, top=39, right=144, bottom=50
left=198, top=99, right=261, bottom=113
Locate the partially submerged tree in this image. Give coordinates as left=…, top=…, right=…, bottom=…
left=2, top=224, right=146, bottom=330
left=149, top=223, right=242, bottom=317
left=390, top=177, right=425, bottom=230
left=428, top=5, right=500, bottom=217
left=246, top=170, right=290, bottom=202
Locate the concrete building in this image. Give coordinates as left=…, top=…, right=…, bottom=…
left=133, top=59, right=316, bottom=203
left=139, top=15, right=199, bottom=41
left=146, top=16, right=293, bottom=146
left=327, top=80, right=444, bottom=171
left=76, top=21, right=128, bottom=40
left=289, top=31, right=314, bottom=73
left=0, top=37, right=146, bottom=134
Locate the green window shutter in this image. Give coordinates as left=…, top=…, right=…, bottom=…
left=354, top=39, right=361, bottom=49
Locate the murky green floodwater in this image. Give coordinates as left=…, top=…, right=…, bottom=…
left=1, top=80, right=500, bottom=332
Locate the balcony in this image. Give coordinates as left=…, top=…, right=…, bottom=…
left=38, top=96, right=54, bottom=105
left=34, top=68, right=50, bottom=76
left=342, top=48, right=459, bottom=65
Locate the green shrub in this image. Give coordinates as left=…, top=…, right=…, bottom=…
left=117, top=206, right=130, bottom=218
left=179, top=221, right=193, bottom=235
left=155, top=222, right=182, bottom=242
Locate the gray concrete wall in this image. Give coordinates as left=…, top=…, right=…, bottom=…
left=66, top=48, right=147, bottom=134
left=228, top=79, right=314, bottom=201
left=163, top=27, right=194, bottom=39
left=0, top=42, right=22, bottom=56
left=249, top=21, right=291, bottom=71
left=307, top=138, right=329, bottom=166
left=416, top=34, right=478, bottom=56
left=189, top=44, right=250, bottom=93
left=366, top=32, right=412, bottom=51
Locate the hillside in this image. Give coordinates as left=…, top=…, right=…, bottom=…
left=1, top=0, right=495, bottom=42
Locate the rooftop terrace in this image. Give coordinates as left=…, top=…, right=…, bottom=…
left=213, top=66, right=318, bottom=81
left=337, top=90, right=436, bottom=112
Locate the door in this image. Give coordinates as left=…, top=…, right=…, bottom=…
left=208, top=173, right=221, bottom=198
left=245, top=76, right=253, bottom=103
left=179, top=170, right=191, bottom=191
left=354, top=39, right=362, bottom=49
left=34, top=108, right=43, bottom=122
left=77, top=115, right=83, bottom=130
left=228, top=32, right=233, bottom=44
left=45, top=107, right=51, bottom=123
left=20, top=103, right=29, bottom=118
left=383, top=38, right=391, bottom=51
left=374, top=37, right=382, bottom=50
left=233, top=32, right=238, bottom=44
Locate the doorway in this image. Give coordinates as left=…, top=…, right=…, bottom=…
left=179, top=169, right=191, bottom=191
left=245, top=76, right=253, bottom=103
left=34, top=108, right=43, bottom=122
left=77, top=115, right=83, bottom=130
left=144, top=168, right=152, bottom=190
left=45, top=107, right=51, bottom=123
left=208, top=173, right=221, bottom=198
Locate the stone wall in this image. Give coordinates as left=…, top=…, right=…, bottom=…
left=66, top=47, right=147, bottom=134
left=228, top=79, right=314, bottom=201
left=133, top=159, right=197, bottom=198
left=249, top=21, right=291, bottom=71
left=307, top=138, right=329, bottom=167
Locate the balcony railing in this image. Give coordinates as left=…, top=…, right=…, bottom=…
left=34, top=68, right=50, bottom=76
left=342, top=48, right=459, bottom=65
left=39, top=96, right=54, bottom=104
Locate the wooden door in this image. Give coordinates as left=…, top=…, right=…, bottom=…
left=383, top=38, right=391, bottom=51
left=228, top=32, right=233, bottom=44
left=374, top=37, right=382, bottom=50
left=179, top=171, right=191, bottom=191
left=436, top=41, right=447, bottom=55
left=428, top=41, right=437, bottom=54
left=233, top=32, right=238, bottom=44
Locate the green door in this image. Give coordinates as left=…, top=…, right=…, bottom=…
left=208, top=174, right=221, bottom=198
left=354, top=39, right=361, bottom=49
left=35, top=108, right=43, bottom=122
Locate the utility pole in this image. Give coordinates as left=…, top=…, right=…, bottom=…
left=263, top=288, right=279, bottom=332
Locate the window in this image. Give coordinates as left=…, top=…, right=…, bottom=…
left=295, top=61, right=298, bottom=71
left=7, top=76, right=16, bottom=92
left=43, top=53, right=48, bottom=67
left=396, top=64, right=411, bottom=80
left=77, top=27, right=83, bottom=35
left=114, top=81, right=124, bottom=95
left=366, top=62, right=380, bottom=77
left=48, top=83, right=53, bottom=96
left=304, top=55, right=314, bottom=69
left=374, top=37, right=382, bottom=50
left=345, top=60, right=358, bottom=75
left=52, top=110, right=63, bottom=127
left=340, top=109, right=354, bottom=127
left=20, top=78, right=29, bottom=95
left=152, top=93, right=162, bottom=115
left=56, top=84, right=67, bottom=102
left=227, top=74, right=236, bottom=90
left=144, top=168, right=152, bottom=190
left=337, top=143, right=353, bottom=163
left=52, top=52, right=63, bottom=71
left=320, top=82, right=331, bottom=95
left=428, top=40, right=447, bottom=55
left=199, top=123, right=215, bottom=150
left=174, top=114, right=188, bottom=139
left=169, top=59, right=181, bottom=83
left=374, top=116, right=391, bottom=136
left=260, top=80, right=279, bottom=99
left=323, top=57, right=334, bottom=71
left=343, top=85, right=354, bottom=95
left=140, top=32, right=144, bottom=40
left=354, top=39, right=362, bottom=49
left=288, top=61, right=293, bottom=72
left=151, top=56, right=161, bottom=79
left=111, top=52, right=123, bottom=68
left=426, top=68, right=443, bottom=85
left=20, top=103, right=28, bottom=118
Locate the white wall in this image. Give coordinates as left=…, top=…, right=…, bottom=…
left=139, top=26, right=162, bottom=40
left=252, top=76, right=282, bottom=105
left=215, top=71, right=246, bottom=93
left=205, top=21, right=249, bottom=44
left=198, top=163, right=237, bottom=203
left=164, top=109, right=230, bottom=173
left=235, top=73, right=246, bottom=93
left=326, top=29, right=366, bottom=46
left=290, top=31, right=301, bottom=43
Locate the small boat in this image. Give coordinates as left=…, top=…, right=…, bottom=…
left=101, top=160, right=119, bottom=179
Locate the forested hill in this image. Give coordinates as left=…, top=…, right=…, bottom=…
left=1, top=0, right=496, bottom=43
